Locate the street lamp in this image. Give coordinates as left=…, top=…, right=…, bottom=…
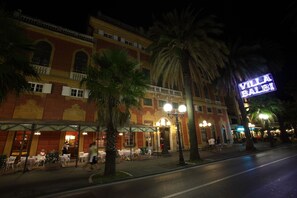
left=163, top=103, right=186, bottom=166
left=199, top=120, right=212, bottom=143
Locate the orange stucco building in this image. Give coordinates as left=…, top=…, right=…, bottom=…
left=0, top=12, right=232, bottom=159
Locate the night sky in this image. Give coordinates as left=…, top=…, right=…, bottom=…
left=2, top=0, right=297, bottom=96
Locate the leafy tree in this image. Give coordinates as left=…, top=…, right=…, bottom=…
left=0, top=9, right=38, bottom=103
left=81, top=49, right=148, bottom=176
left=248, top=95, right=287, bottom=146
left=147, top=7, right=228, bottom=161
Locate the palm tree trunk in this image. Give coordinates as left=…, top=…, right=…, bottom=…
left=277, top=115, right=291, bottom=143
left=104, top=101, right=117, bottom=176
left=235, top=86, right=256, bottom=151
left=265, top=120, right=274, bottom=147
left=182, top=55, right=200, bottom=161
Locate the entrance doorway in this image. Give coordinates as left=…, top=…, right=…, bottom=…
left=11, top=131, right=31, bottom=157
left=160, top=127, right=170, bottom=154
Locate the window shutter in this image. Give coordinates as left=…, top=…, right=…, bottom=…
left=194, top=105, right=198, bottom=111
left=98, top=30, right=104, bottom=35
left=83, top=89, right=89, bottom=98
left=42, top=83, right=52, bottom=93
left=62, top=86, right=71, bottom=96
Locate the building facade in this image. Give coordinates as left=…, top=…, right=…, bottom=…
left=0, top=12, right=232, bottom=159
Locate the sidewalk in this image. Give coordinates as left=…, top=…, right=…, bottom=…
left=0, top=142, right=286, bottom=198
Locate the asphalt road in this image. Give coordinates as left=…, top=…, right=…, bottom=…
left=47, top=146, right=297, bottom=198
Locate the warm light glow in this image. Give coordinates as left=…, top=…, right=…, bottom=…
left=178, top=104, right=186, bottom=113
left=34, top=131, right=41, bottom=135
left=65, top=135, right=75, bottom=142
left=199, top=120, right=211, bottom=127
left=166, top=121, right=171, bottom=126
left=119, top=132, right=123, bottom=136
left=248, top=123, right=255, bottom=127
left=82, top=132, right=88, bottom=135
left=163, top=103, right=173, bottom=112
left=259, top=113, right=269, bottom=120
left=160, top=118, right=166, bottom=126
left=156, top=122, right=160, bottom=127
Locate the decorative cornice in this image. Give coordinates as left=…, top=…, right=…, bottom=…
left=13, top=11, right=94, bottom=43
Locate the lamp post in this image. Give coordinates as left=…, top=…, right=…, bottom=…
left=199, top=120, right=212, bottom=143
left=163, top=103, right=186, bottom=166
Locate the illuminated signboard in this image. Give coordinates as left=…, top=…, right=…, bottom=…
left=238, top=73, right=277, bottom=98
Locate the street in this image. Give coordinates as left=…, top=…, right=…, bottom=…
left=45, top=146, right=297, bottom=198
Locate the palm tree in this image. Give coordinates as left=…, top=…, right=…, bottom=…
left=147, top=7, right=228, bottom=161
left=248, top=95, right=285, bottom=146
left=81, top=49, right=148, bottom=176
left=215, top=38, right=282, bottom=150
left=0, top=9, right=38, bottom=103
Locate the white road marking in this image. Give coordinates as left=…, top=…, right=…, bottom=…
left=163, top=154, right=297, bottom=198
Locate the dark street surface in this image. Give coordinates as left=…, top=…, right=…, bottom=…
left=0, top=142, right=296, bottom=198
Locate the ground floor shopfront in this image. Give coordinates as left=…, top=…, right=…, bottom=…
left=0, top=117, right=232, bottom=167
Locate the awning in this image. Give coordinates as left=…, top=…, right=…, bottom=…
left=0, top=119, right=157, bottom=132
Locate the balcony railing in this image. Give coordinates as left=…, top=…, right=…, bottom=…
left=32, top=64, right=51, bottom=75
left=147, top=85, right=182, bottom=97
left=70, top=72, right=87, bottom=81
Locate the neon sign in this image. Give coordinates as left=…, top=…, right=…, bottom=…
left=238, top=73, right=277, bottom=98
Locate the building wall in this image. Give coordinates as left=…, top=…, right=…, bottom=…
left=0, top=13, right=232, bottom=157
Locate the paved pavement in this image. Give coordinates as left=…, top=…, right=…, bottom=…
left=0, top=142, right=292, bottom=198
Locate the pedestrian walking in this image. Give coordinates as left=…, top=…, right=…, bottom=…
left=84, top=142, right=99, bottom=171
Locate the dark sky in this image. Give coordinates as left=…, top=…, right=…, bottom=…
left=2, top=0, right=292, bottom=33
left=2, top=0, right=297, bottom=97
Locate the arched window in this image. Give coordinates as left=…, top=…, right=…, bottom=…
left=204, top=85, right=209, bottom=99
left=31, top=41, right=52, bottom=66
left=73, top=51, right=88, bottom=73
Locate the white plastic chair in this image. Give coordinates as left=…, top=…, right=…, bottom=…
left=6, top=156, right=17, bottom=171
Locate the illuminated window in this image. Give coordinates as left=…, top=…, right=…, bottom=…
left=124, top=132, right=134, bottom=147
left=97, top=132, right=106, bottom=148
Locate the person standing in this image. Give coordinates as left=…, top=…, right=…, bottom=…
left=62, top=142, right=69, bottom=155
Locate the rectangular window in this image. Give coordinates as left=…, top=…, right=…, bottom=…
left=173, top=102, right=179, bottom=109
left=103, top=33, right=113, bottom=39
left=194, top=83, right=200, bottom=97
left=97, top=132, right=106, bottom=148
left=195, top=105, right=203, bottom=112
left=142, top=68, right=151, bottom=81
left=124, top=132, right=135, bottom=147
left=143, top=98, right=153, bottom=106
left=29, top=82, right=43, bottom=92
left=70, top=88, right=84, bottom=98
left=207, top=107, right=212, bottom=113
left=158, top=100, right=166, bottom=108
left=215, top=95, right=220, bottom=102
